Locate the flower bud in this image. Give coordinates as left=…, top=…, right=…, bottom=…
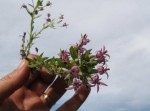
left=22, top=4, right=27, bottom=8
left=59, top=14, right=64, bottom=19
left=34, top=10, right=38, bottom=15
left=79, top=34, right=90, bottom=46
left=46, top=18, right=51, bottom=22
left=62, top=23, right=68, bottom=27
left=47, top=13, right=51, bottom=17
left=46, top=1, right=52, bottom=6
left=39, top=7, right=44, bottom=11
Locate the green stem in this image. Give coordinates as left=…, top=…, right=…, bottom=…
left=34, top=24, right=50, bottom=38
left=25, top=2, right=39, bottom=56
left=34, top=27, right=45, bottom=38
left=26, top=15, right=34, bottom=55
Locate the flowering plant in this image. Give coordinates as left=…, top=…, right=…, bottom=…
left=20, top=0, right=110, bottom=92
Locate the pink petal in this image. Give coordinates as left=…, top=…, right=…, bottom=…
left=100, top=82, right=108, bottom=86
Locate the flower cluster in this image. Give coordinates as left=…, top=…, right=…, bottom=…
left=58, top=35, right=110, bottom=92
left=27, top=35, right=110, bottom=92
left=21, top=0, right=110, bottom=93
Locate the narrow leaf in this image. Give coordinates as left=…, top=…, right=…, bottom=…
left=70, top=47, right=78, bottom=60
left=28, top=4, right=34, bottom=8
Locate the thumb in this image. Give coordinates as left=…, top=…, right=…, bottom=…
left=0, top=59, right=30, bottom=100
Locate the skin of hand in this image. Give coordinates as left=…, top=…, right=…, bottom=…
left=0, top=55, right=91, bottom=111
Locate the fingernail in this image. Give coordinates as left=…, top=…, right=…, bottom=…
left=17, top=60, right=25, bottom=69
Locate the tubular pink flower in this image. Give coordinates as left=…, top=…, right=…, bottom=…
left=73, top=78, right=82, bottom=86
left=64, top=66, right=79, bottom=80
left=66, top=78, right=82, bottom=91
left=89, top=74, right=107, bottom=92
left=60, top=50, right=70, bottom=63
left=78, top=47, right=86, bottom=56
left=97, top=66, right=105, bottom=74
left=96, top=46, right=110, bottom=64
left=70, top=66, right=79, bottom=76
left=79, top=34, right=90, bottom=46
left=97, top=65, right=110, bottom=79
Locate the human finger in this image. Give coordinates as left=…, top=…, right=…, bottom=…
left=0, top=59, right=30, bottom=102
left=40, top=77, right=68, bottom=109
left=29, top=66, right=57, bottom=96
left=56, top=85, right=91, bottom=111
left=30, top=78, right=51, bottom=96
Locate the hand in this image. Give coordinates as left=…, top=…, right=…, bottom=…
left=0, top=55, right=91, bottom=111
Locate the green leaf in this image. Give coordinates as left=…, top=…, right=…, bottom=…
left=28, top=4, right=34, bottom=8
left=84, top=49, right=92, bottom=59
left=38, top=53, right=44, bottom=62
left=37, top=0, right=43, bottom=6
left=57, top=20, right=62, bottom=24
left=50, top=57, right=56, bottom=65
left=70, top=47, right=78, bottom=60
left=68, top=77, right=73, bottom=85
left=28, top=64, right=39, bottom=68
left=42, top=57, right=49, bottom=61
left=45, top=58, right=51, bottom=63
left=43, top=63, right=51, bottom=73
left=81, top=49, right=92, bottom=63
left=39, top=52, right=44, bottom=58
left=26, top=58, right=36, bottom=63
left=87, top=61, right=97, bottom=67
left=34, top=15, right=42, bottom=19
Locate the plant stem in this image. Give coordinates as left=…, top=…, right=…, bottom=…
left=25, top=1, right=39, bottom=56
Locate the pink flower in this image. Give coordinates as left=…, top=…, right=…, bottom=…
left=64, top=66, right=79, bottom=80
left=96, top=46, right=110, bottom=64
left=89, top=74, right=107, bottom=92
left=70, top=66, right=79, bottom=76
left=71, top=43, right=79, bottom=49
left=97, top=65, right=110, bottom=79
left=47, top=13, right=51, bottom=17
left=79, top=34, right=90, bottom=46
left=98, top=66, right=105, bottom=74
left=60, top=50, right=70, bottom=63
left=78, top=47, right=86, bottom=56
left=66, top=78, right=82, bottom=90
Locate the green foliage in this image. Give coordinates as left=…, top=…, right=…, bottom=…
left=81, top=49, right=92, bottom=63
left=20, top=0, right=65, bottom=59
left=20, top=0, right=110, bottom=92
left=26, top=53, right=50, bottom=70
left=69, top=47, right=78, bottom=60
